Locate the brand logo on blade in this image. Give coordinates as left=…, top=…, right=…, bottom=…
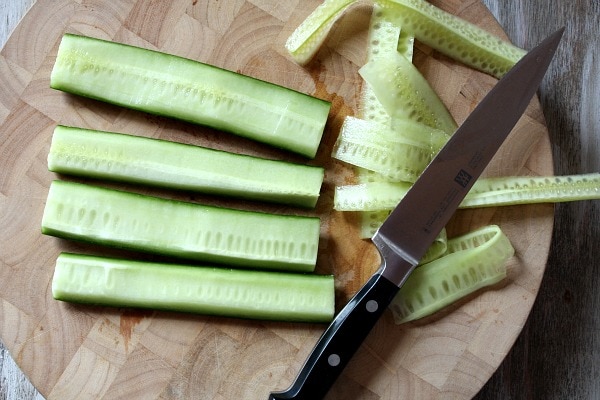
left=454, top=169, right=473, bottom=188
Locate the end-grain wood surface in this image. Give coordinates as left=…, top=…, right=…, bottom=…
left=1, top=1, right=598, bottom=399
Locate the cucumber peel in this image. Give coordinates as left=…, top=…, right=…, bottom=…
left=52, top=252, right=335, bottom=323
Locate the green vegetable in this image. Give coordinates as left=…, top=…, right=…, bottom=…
left=390, top=225, right=514, bottom=324
left=360, top=3, right=405, bottom=124
left=285, top=0, right=358, bottom=64
left=359, top=50, right=457, bottom=134
left=462, top=173, right=600, bottom=208
left=334, top=174, right=600, bottom=212
left=285, top=0, right=526, bottom=78
left=419, top=228, right=448, bottom=265
left=41, top=180, right=320, bottom=272
left=335, top=181, right=411, bottom=211
left=377, top=0, right=527, bottom=78
left=357, top=4, right=416, bottom=236
left=52, top=252, right=335, bottom=323
left=50, top=33, right=330, bottom=158
left=48, top=125, right=324, bottom=208
left=332, top=116, right=449, bottom=182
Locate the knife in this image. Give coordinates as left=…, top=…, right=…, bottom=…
left=269, top=28, right=563, bottom=400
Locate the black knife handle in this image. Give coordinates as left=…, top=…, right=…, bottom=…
left=268, top=273, right=399, bottom=400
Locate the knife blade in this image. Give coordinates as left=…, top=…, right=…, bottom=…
left=269, top=28, right=563, bottom=400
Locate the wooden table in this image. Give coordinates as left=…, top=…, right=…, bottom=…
left=1, top=1, right=598, bottom=399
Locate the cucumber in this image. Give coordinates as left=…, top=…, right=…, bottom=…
left=334, top=174, right=600, bottom=213
left=52, top=252, right=335, bottom=323
left=50, top=34, right=331, bottom=158
left=285, top=0, right=357, bottom=64
left=48, top=125, right=324, bottom=208
left=359, top=50, right=457, bottom=134
left=286, top=0, right=525, bottom=79
left=463, top=173, right=600, bottom=208
left=378, top=0, right=527, bottom=78
left=41, top=180, right=320, bottom=272
left=357, top=4, right=416, bottom=237
left=332, top=116, right=448, bottom=182
left=390, top=225, right=514, bottom=324
left=360, top=3, right=404, bottom=125
left=334, top=181, right=411, bottom=211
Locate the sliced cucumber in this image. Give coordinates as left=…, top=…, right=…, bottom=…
left=360, top=3, right=404, bottom=125
left=334, top=174, right=600, bottom=213
left=41, top=180, right=320, bottom=272
left=50, top=34, right=330, bottom=158
left=357, top=4, right=416, bottom=237
left=334, top=181, right=411, bottom=211
left=52, top=252, right=335, bottom=323
left=48, top=125, right=324, bottom=208
left=359, top=50, right=457, bottom=134
left=378, top=0, right=527, bottom=78
left=359, top=209, right=390, bottom=239
left=463, top=173, right=600, bottom=208
left=285, top=0, right=358, bottom=64
left=390, top=225, right=514, bottom=324
left=332, top=116, right=448, bottom=182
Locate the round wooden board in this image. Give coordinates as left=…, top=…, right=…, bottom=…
left=0, top=0, right=554, bottom=399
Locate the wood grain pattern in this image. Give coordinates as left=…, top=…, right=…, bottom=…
left=0, top=1, right=554, bottom=399
left=475, top=1, right=600, bottom=399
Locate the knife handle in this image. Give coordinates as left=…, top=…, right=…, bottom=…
left=268, top=273, right=399, bottom=400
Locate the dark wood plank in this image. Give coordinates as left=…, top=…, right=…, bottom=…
left=477, top=1, right=600, bottom=399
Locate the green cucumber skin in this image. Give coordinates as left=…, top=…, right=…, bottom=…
left=41, top=180, right=320, bottom=272
left=50, top=34, right=331, bottom=158
left=48, top=125, right=324, bottom=208
left=52, top=253, right=335, bottom=323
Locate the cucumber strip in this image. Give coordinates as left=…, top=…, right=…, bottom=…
left=360, top=4, right=404, bottom=125
left=358, top=209, right=390, bottom=239
left=52, top=253, right=335, bottom=323
left=360, top=4, right=416, bottom=123
left=357, top=5, right=416, bottom=236
left=285, top=0, right=358, bottom=65
left=50, top=34, right=330, bottom=158
left=41, top=180, right=320, bottom=272
left=335, top=181, right=411, bottom=211
left=332, top=116, right=449, bottom=182
left=397, top=27, right=415, bottom=60
left=390, top=225, right=514, bottom=324
left=356, top=208, right=446, bottom=264
left=419, top=228, right=447, bottom=265
left=48, top=125, right=324, bottom=208
left=357, top=209, right=446, bottom=263
left=334, top=173, right=600, bottom=212
left=359, top=50, right=457, bottom=134
left=463, top=173, right=600, bottom=208
left=366, top=4, right=405, bottom=63
left=357, top=169, right=390, bottom=184
left=378, top=0, right=527, bottom=78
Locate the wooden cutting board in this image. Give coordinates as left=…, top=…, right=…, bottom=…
left=0, top=0, right=554, bottom=398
